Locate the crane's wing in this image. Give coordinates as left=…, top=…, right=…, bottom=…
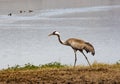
left=84, top=42, right=95, bottom=56
left=65, top=38, right=95, bottom=56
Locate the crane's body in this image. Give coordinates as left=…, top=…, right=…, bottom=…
left=49, top=31, right=95, bottom=67
left=64, top=38, right=95, bottom=55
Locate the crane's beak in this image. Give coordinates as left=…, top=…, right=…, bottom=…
left=48, top=33, right=53, bottom=36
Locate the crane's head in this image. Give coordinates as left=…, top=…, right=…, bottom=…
left=48, top=31, right=60, bottom=36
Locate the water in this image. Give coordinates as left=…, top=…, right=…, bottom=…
left=0, top=0, right=120, bottom=69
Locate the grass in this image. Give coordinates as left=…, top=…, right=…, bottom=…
left=40, top=62, right=67, bottom=68
left=92, top=61, right=120, bottom=69
left=7, top=63, right=39, bottom=70
left=4, top=60, right=120, bottom=70
left=0, top=61, right=120, bottom=84
left=5, top=62, right=67, bottom=71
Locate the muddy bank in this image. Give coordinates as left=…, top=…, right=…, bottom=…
left=0, top=67, right=120, bottom=84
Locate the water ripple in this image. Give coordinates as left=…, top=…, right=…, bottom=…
left=38, top=5, right=120, bottom=17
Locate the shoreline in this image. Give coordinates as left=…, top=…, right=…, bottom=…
left=0, top=63, right=120, bottom=84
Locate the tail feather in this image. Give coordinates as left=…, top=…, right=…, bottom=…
left=84, top=42, right=95, bottom=56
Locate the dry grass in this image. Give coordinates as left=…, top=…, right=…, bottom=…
left=0, top=62, right=120, bottom=84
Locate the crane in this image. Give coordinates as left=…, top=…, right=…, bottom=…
left=49, top=31, right=95, bottom=67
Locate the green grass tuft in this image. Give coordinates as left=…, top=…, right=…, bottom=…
left=7, top=63, right=39, bottom=70
left=40, top=62, right=67, bottom=68
left=5, top=62, right=66, bottom=71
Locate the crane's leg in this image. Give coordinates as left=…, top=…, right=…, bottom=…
left=74, top=50, right=77, bottom=67
left=81, top=51, right=92, bottom=68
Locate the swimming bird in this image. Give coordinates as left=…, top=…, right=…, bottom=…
left=8, top=13, right=12, bottom=16
left=49, top=31, right=95, bottom=67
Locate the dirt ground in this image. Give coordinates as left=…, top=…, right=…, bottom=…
left=0, top=66, right=120, bottom=84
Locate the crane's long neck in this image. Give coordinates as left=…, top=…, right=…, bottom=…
left=56, top=34, right=66, bottom=45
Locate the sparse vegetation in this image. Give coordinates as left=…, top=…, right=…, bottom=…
left=7, top=63, right=39, bottom=70
left=6, top=62, right=66, bottom=71
left=40, top=62, right=67, bottom=68
left=0, top=61, right=120, bottom=84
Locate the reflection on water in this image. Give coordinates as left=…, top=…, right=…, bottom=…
left=0, top=0, right=120, bottom=69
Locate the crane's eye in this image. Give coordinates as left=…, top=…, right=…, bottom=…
left=53, top=31, right=56, bottom=34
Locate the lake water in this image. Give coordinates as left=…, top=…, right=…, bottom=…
left=0, top=0, right=120, bottom=69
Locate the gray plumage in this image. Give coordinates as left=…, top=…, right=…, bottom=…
left=49, top=31, right=95, bottom=67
